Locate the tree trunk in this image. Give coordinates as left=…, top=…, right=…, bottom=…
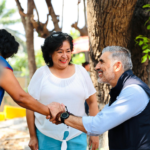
left=26, top=0, right=36, bottom=79
left=15, top=0, right=36, bottom=79
left=127, top=0, right=150, bottom=86
left=87, top=0, right=137, bottom=149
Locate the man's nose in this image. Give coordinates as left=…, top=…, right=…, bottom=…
left=95, top=62, right=100, bottom=71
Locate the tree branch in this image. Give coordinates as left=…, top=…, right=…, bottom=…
left=15, top=0, right=26, bottom=30
left=33, top=0, right=40, bottom=22
left=61, top=0, right=64, bottom=30
left=45, top=0, right=61, bottom=31
left=71, top=0, right=88, bottom=36
left=83, top=0, right=87, bottom=27
left=77, top=2, right=79, bottom=25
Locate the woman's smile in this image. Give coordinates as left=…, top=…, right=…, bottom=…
left=60, top=60, right=67, bottom=64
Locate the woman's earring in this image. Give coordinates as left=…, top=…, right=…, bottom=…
left=49, top=56, right=52, bottom=61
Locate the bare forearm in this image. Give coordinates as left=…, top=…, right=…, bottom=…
left=16, top=93, right=49, bottom=116
left=1, top=69, right=49, bottom=116
left=89, top=102, right=99, bottom=116
left=64, top=115, right=87, bottom=133
left=86, top=94, right=99, bottom=116
left=26, top=109, right=36, bottom=137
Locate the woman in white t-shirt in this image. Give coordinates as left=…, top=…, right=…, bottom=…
left=26, top=32, right=99, bottom=150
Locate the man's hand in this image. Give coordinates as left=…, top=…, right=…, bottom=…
left=46, top=102, right=65, bottom=123
left=89, top=136, right=99, bottom=150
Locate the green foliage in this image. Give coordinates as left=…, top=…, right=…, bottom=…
left=135, top=4, right=150, bottom=63
left=70, top=29, right=80, bottom=39
left=10, top=54, right=28, bottom=76
left=143, top=4, right=150, bottom=9
left=0, top=0, right=21, bottom=25
left=71, top=53, right=85, bottom=65
left=35, top=50, right=45, bottom=68
left=12, top=55, right=27, bottom=72
left=135, top=35, right=150, bottom=63
left=0, top=0, right=6, bottom=15
left=10, top=50, right=45, bottom=77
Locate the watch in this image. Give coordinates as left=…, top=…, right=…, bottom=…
left=60, top=111, right=70, bottom=123
left=60, top=106, right=72, bottom=123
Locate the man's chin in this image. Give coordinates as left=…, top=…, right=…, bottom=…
left=98, top=78, right=109, bottom=84
left=98, top=78, right=104, bottom=84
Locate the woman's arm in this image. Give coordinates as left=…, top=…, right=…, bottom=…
left=86, top=94, right=99, bottom=150
left=0, top=68, right=50, bottom=116
left=86, top=94, right=99, bottom=116
left=26, top=110, right=38, bottom=150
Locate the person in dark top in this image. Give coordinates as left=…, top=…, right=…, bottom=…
left=0, top=29, right=63, bottom=116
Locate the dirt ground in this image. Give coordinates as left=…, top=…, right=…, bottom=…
left=0, top=117, right=30, bottom=150
left=0, top=117, right=91, bottom=150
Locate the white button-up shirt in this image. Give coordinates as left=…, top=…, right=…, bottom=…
left=82, top=84, right=149, bottom=136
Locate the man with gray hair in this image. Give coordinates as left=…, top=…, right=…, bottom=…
left=48, top=46, right=150, bottom=150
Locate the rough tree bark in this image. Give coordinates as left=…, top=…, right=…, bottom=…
left=87, top=0, right=140, bottom=149
left=26, top=0, right=36, bottom=79
left=15, top=0, right=36, bottom=79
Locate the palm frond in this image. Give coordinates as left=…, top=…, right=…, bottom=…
left=0, top=0, right=6, bottom=16
left=1, top=9, right=17, bottom=18
left=0, top=18, right=21, bottom=25
left=5, top=27, right=24, bottom=36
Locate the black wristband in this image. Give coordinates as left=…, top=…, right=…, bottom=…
left=60, top=106, right=74, bottom=123
left=60, top=111, right=70, bottom=123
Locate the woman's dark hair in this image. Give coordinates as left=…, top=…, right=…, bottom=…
left=41, top=31, right=73, bottom=67
left=0, top=29, right=19, bottom=58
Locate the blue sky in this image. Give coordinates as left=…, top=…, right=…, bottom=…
left=4, top=0, right=86, bottom=50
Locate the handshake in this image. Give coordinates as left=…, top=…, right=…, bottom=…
left=47, top=102, right=67, bottom=124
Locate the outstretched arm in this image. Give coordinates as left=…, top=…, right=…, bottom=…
left=65, top=115, right=87, bottom=133
left=0, top=68, right=50, bottom=115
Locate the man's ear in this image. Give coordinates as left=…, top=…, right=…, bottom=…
left=114, top=61, right=122, bottom=72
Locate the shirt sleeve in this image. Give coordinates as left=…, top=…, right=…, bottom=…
left=82, top=84, right=149, bottom=136
left=0, top=57, right=13, bottom=71
left=28, top=67, right=45, bottom=100
left=78, top=65, right=96, bottom=99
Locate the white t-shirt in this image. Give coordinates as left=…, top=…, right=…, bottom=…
left=28, top=64, right=96, bottom=141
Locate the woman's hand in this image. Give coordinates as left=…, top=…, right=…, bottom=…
left=89, top=136, right=99, bottom=150
left=28, top=136, right=39, bottom=150
left=47, top=102, right=65, bottom=120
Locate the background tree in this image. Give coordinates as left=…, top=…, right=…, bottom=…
left=87, top=0, right=150, bottom=149
left=15, top=0, right=62, bottom=78
left=0, top=0, right=26, bottom=51
left=10, top=50, right=45, bottom=77
left=72, top=0, right=88, bottom=36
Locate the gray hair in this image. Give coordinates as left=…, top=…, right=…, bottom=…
left=102, top=46, right=133, bottom=71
